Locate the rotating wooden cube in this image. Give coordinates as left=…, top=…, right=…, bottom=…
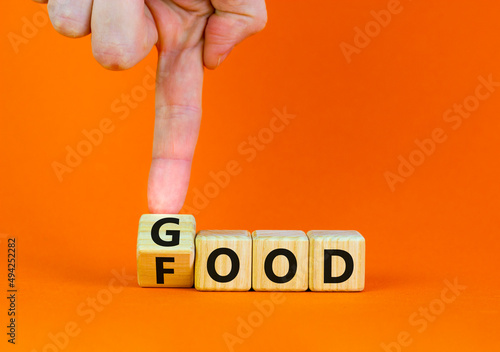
left=137, top=214, right=196, bottom=287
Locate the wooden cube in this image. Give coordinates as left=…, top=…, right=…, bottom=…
left=137, top=214, right=196, bottom=287
left=194, top=230, right=252, bottom=291
left=252, top=230, right=308, bottom=291
left=307, top=230, right=365, bottom=291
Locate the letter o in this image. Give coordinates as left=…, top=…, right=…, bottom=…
left=76, top=140, right=93, bottom=157
left=264, top=249, right=297, bottom=283
left=131, top=86, right=147, bottom=102
left=204, top=182, right=219, bottom=199
left=97, top=289, right=112, bottom=306
left=258, top=128, right=274, bottom=144
left=247, top=311, right=264, bottom=328
left=463, top=95, right=480, bottom=112
left=409, top=149, right=425, bottom=166
left=429, top=299, right=446, bottom=315
left=207, top=248, right=240, bottom=283
left=365, top=20, right=381, bottom=37
left=33, top=11, right=49, bottom=27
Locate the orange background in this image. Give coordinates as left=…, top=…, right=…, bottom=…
left=1, top=0, right=499, bottom=351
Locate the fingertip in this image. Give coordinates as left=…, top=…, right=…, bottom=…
left=148, top=201, right=182, bottom=215
left=203, top=59, right=218, bottom=71
left=216, top=50, right=232, bottom=68
left=204, top=49, right=232, bottom=70
left=148, top=189, right=184, bottom=214
left=147, top=159, right=191, bottom=214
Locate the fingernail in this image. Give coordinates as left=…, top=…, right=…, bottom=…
left=216, top=50, right=232, bottom=68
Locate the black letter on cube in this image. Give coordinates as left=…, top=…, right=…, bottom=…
left=264, top=248, right=297, bottom=283
left=207, top=248, right=240, bottom=283
left=324, top=249, right=354, bottom=284
left=156, top=257, right=175, bottom=284
left=151, top=218, right=180, bottom=247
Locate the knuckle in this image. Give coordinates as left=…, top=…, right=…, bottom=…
left=92, top=41, right=138, bottom=70
left=48, top=1, right=89, bottom=37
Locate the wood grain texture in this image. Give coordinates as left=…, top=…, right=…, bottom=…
left=137, top=214, right=196, bottom=287
left=252, top=230, right=308, bottom=291
left=307, top=230, right=365, bottom=291
left=195, top=230, right=252, bottom=291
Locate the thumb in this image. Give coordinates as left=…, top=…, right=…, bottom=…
left=204, top=0, right=267, bottom=69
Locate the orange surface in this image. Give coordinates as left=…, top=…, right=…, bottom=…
left=1, top=0, right=500, bottom=351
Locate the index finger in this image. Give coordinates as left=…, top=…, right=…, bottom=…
left=146, top=6, right=206, bottom=214
left=147, top=47, right=204, bottom=214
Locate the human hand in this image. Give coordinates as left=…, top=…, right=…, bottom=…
left=33, top=0, right=267, bottom=213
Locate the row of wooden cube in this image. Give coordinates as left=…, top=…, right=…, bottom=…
left=137, top=214, right=365, bottom=291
